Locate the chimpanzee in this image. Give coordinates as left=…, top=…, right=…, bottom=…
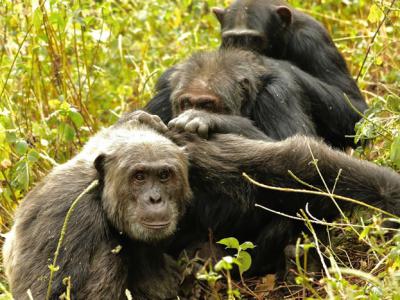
left=166, top=110, right=400, bottom=277
left=5, top=110, right=400, bottom=292
left=145, top=49, right=362, bottom=149
left=3, top=111, right=192, bottom=300
left=212, top=0, right=367, bottom=114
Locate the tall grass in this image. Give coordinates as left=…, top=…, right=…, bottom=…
left=0, top=0, right=399, bottom=298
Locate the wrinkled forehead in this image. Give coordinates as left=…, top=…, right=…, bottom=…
left=109, top=130, right=186, bottom=168
left=171, top=52, right=254, bottom=86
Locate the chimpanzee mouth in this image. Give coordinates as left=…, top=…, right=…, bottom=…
left=141, top=221, right=171, bottom=229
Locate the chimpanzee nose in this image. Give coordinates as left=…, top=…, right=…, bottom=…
left=149, top=192, right=162, bottom=204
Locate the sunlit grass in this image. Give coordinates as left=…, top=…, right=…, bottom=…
left=0, top=0, right=399, bottom=298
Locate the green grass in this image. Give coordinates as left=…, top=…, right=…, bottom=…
left=0, top=0, right=399, bottom=298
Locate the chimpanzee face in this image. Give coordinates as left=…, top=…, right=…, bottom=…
left=95, top=132, right=192, bottom=242
left=169, top=50, right=265, bottom=117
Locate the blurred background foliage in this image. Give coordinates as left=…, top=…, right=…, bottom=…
left=0, top=0, right=399, bottom=298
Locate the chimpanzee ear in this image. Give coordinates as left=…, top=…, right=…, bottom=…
left=276, top=6, right=292, bottom=26
left=94, top=154, right=106, bottom=178
left=212, top=7, right=225, bottom=24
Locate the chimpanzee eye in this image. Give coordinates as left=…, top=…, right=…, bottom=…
left=239, top=78, right=250, bottom=92
left=159, top=169, right=171, bottom=182
left=133, top=171, right=145, bottom=181
left=200, top=101, right=215, bottom=111
left=180, top=98, right=192, bottom=111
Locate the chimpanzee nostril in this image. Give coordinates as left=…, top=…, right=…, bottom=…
left=149, top=193, right=162, bottom=204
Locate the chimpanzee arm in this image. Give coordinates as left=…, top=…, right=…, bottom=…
left=288, top=22, right=364, bottom=102
left=143, top=67, right=175, bottom=123
left=168, top=132, right=400, bottom=276
left=290, top=65, right=368, bottom=149
left=179, top=131, right=400, bottom=219
left=206, top=134, right=400, bottom=217
left=168, top=109, right=272, bottom=140
left=249, top=72, right=317, bottom=140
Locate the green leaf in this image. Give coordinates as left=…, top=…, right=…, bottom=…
left=33, top=8, right=43, bottom=31
left=69, top=110, right=84, bottom=128
left=367, top=4, right=383, bottom=23
left=0, top=123, right=5, bottom=143
left=6, top=130, right=17, bottom=143
left=62, top=124, right=76, bottom=142
left=390, top=135, right=400, bottom=168
left=60, top=101, right=71, bottom=112
left=387, top=96, right=400, bottom=113
left=15, top=140, right=28, bottom=156
left=358, top=226, right=371, bottom=241
left=236, top=251, right=252, bottom=274
left=14, top=159, right=30, bottom=191
left=27, top=149, right=40, bottom=163
left=215, top=256, right=234, bottom=271
left=240, top=241, right=255, bottom=251
left=217, top=237, right=240, bottom=250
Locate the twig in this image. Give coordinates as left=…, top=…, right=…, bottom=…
left=46, top=180, right=99, bottom=300
left=356, top=0, right=396, bottom=81
left=254, top=203, right=398, bottom=232
left=306, top=143, right=348, bottom=222
left=243, top=173, right=397, bottom=219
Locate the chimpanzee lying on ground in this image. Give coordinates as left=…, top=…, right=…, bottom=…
left=165, top=109, right=400, bottom=277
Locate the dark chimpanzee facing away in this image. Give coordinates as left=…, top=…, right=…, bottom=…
left=145, top=49, right=361, bottom=149
left=3, top=111, right=192, bottom=300
left=212, top=0, right=367, bottom=114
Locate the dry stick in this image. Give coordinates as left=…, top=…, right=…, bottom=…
left=306, top=144, right=348, bottom=223
left=46, top=180, right=99, bottom=300
left=242, top=173, right=397, bottom=219
left=356, top=0, right=396, bottom=82
left=254, top=203, right=400, bottom=232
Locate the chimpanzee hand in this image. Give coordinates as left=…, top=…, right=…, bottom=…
left=168, top=109, right=270, bottom=140
left=117, top=110, right=168, bottom=133
left=168, top=109, right=218, bottom=138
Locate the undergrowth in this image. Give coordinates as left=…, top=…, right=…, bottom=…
left=0, top=0, right=399, bottom=298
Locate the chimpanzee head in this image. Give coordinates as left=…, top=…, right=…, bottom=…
left=94, top=127, right=192, bottom=242
left=169, top=50, right=266, bottom=116
left=213, top=0, right=292, bottom=55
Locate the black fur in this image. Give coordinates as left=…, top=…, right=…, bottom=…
left=215, top=0, right=367, bottom=118
left=145, top=49, right=364, bottom=148
left=166, top=126, right=400, bottom=276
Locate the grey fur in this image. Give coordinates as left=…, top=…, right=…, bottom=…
left=3, top=114, right=192, bottom=300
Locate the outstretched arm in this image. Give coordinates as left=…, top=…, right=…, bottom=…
left=182, top=132, right=400, bottom=219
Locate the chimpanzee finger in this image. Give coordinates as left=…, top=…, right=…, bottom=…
left=173, top=115, right=192, bottom=130
left=184, top=120, right=200, bottom=134
left=167, top=118, right=177, bottom=128
left=151, top=115, right=168, bottom=132
left=197, top=122, right=209, bottom=139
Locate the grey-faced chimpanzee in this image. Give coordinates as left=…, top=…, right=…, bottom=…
left=212, top=0, right=367, bottom=127
left=145, top=49, right=360, bottom=148
left=3, top=111, right=192, bottom=300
